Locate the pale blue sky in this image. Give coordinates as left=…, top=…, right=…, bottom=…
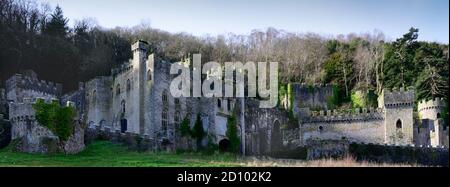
left=39, top=0, right=449, bottom=43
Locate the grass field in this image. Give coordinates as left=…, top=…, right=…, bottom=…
left=0, top=141, right=418, bottom=167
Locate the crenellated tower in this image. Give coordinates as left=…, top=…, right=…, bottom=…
left=132, top=40, right=149, bottom=135
left=378, top=87, right=415, bottom=145
left=418, top=98, right=448, bottom=147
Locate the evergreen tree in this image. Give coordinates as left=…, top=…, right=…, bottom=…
left=43, top=5, right=69, bottom=38
left=179, top=116, right=191, bottom=137
left=382, top=27, right=419, bottom=89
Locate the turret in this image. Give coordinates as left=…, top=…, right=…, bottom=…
left=418, top=98, right=445, bottom=121
left=418, top=98, right=447, bottom=147
left=379, top=87, right=415, bottom=145
left=132, top=40, right=148, bottom=67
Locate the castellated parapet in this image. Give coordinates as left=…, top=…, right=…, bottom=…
left=305, top=107, right=384, bottom=123
left=378, top=87, right=415, bottom=108
left=111, top=62, right=133, bottom=76
left=5, top=71, right=62, bottom=102
left=418, top=98, right=446, bottom=118
left=417, top=98, right=448, bottom=147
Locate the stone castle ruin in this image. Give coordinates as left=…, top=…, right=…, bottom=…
left=0, top=40, right=448, bottom=155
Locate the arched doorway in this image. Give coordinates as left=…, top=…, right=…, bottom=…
left=219, top=139, right=230, bottom=152
left=120, top=118, right=127, bottom=133
left=271, top=120, right=282, bottom=152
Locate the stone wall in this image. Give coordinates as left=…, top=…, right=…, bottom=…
left=5, top=71, right=62, bottom=103
left=238, top=98, right=290, bottom=156
left=291, top=83, right=333, bottom=112
left=306, top=139, right=349, bottom=160
left=8, top=99, right=85, bottom=154
left=0, top=114, right=11, bottom=149
left=85, top=125, right=157, bottom=152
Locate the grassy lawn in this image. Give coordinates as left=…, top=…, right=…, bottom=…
left=0, top=141, right=419, bottom=167
left=0, top=141, right=242, bottom=167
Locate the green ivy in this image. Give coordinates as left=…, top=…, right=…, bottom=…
left=226, top=111, right=240, bottom=153
left=32, top=99, right=75, bottom=141
left=191, top=114, right=205, bottom=148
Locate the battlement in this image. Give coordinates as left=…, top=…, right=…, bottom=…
left=111, top=62, right=133, bottom=76
left=378, top=87, right=415, bottom=108
left=305, top=107, right=384, bottom=123
left=132, top=40, right=148, bottom=52
left=5, top=72, right=62, bottom=96
left=291, top=83, right=333, bottom=88
left=418, top=98, right=446, bottom=112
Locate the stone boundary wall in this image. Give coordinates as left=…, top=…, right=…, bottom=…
left=349, top=142, right=449, bottom=166
left=0, top=115, right=11, bottom=149
left=85, top=126, right=158, bottom=152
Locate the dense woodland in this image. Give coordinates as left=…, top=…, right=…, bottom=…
left=1, top=0, right=448, bottom=108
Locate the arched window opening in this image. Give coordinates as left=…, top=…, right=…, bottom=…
left=121, top=100, right=126, bottom=114
left=92, top=90, right=96, bottom=103
left=126, top=79, right=131, bottom=91
left=116, top=84, right=121, bottom=95
left=162, top=109, right=168, bottom=132
left=174, top=98, right=180, bottom=108
left=162, top=90, right=168, bottom=103
left=147, top=69, right=152, bottom=81
left=396, top=119, right=402, bottom=129
left=162, top=90, right=169, bottom=135
left=437, top=113, right=441, bottom=119
left=175, top=111, right=181, bottom=126
left=217, top=99, right=221, bottom=108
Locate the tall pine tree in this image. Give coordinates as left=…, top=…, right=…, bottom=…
left=43, top=5, right=69, bottom=38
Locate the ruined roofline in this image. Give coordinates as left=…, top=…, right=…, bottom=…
left=132, top=40, right=148, bottom=51
left=6, top=73, right=63, bottom=96
left=304, top=107, right=384, bottom=123
left=290, top=82, right=333, bottom=87
left=418, top=98, right=446, bottom=112
left=8, top=97, right=75, bottom=123
left=111, top=62, right=133, bottom=76
left=382, top=86, right=415, bottom=93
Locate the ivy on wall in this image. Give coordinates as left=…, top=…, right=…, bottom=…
left=32, top=99, right=75, bottom=141
left=226, top=111, right=240, bottom=153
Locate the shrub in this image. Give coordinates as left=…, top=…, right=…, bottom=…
left=32, top=99, right=75, bottom=141
left=179, top=116, right=191, bottom=137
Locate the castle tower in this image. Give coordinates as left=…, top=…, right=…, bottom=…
left=418, top=98, right=447, bottom=147
left=132, top=40, right=148, bottom=135
left=378, top=87, right=415, bottom=145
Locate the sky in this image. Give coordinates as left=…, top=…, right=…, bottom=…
left=38, top=0, right=449, bottom=43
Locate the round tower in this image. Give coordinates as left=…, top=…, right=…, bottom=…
left=418, top=98, right=445, bottom=121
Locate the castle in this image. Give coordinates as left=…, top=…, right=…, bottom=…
left=0, top=40, right=448, bottom=154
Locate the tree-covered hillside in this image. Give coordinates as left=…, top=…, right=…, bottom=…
left=1, top=0, right=448, bottom=105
